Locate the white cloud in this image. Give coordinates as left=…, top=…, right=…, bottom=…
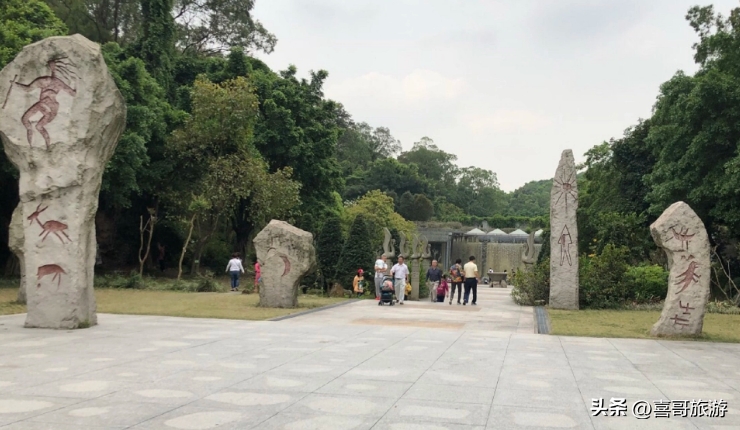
left=462, top=110, right=553, bottom=133
left=325, top=69, right=465, bottom=104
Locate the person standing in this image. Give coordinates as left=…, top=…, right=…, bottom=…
left=463, top=256, right=479, bottom=306
left=390, top=255, right=410, bottom=305
left=449, top=259, right=464, bottom=305
left=254, top=258, right=261, bottom=294
left=374, top=254, right=389, bottom=301
left=426, top=259, right=442, bottom=301
left=157, top=243, right=166, bottom=272
left=226, top=253, right=245, bottom=292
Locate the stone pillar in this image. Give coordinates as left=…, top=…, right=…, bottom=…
left=253, top=220, right=316, bottom=308
left=0, top=35, right=126, bottom=328
left=409, top=234, right=420, bottom=301
left=549, top=149, right=579, bottom=310
left=650, top=202, right=710, bottom=336
left=410, top=258, right=420, bottom=301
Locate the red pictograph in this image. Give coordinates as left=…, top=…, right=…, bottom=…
left=670, top=314, right=689, bottom=327
left=26, top=204, right=71, bottom=244
left=675, top=261, right=700, bottom=294
left=36, top=264, right=66, bottom=288
left=4, top=57, right=78, bottom=149
left=666, top=226, right=695, bottom=251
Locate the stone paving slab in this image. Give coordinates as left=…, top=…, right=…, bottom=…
left=0, top=287, right=738, bottom=429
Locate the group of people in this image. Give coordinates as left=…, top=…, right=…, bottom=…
left=225, top=253, right=261, bottom=292
left=362, top=254, right=481, bottom=305
left=427, top=256, right=480, bottom=305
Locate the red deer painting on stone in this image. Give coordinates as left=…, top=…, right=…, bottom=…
left=4, top=57, right=78, bottom=149
left=26, top=204, right=71, bottom=244
left=37, top=264, right=66, bottom=288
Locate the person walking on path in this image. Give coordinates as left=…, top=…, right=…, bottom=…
left=353, top=269, right=366, bottom=298
left=436, top=276, right=450, bottom=303
left=226, top=253, right=245, bottom=291
left=426, top=259, right=442, bottom=301
left=374, top=254, right=389, bottom=301
left=390, top=255, right=410, bottom=305
left=463, top=256, right=479, bottom=305
left=449, top=259, right=464, bottom=305
left=254, top=258, right=261, bottom=294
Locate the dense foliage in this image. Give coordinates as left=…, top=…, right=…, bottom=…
left=336, top=214, right=375, bottom=289
left=1, top=0, right=740, bottom=313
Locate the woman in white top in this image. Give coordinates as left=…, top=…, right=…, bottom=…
left=225, top=253, right=245, bottom=291
left=374, top=254, right=388, bottom=300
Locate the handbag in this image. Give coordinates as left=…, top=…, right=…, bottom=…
left=405, top=283, right=412, bottom=294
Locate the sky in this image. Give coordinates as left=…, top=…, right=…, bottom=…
left=252, top=0, right=739, bottom=192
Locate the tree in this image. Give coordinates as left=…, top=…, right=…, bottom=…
left=411, top=194, right=434, bottom=221
left=135, top=0, right=176, bottom=98
left=316, top=214, right=343, bottom=288
left=343, top=190, right=415, bottom=253
left=453, top=167, right=506, bottom=216
left=167, top=77, right=300, bottom=273
left=398, top=137, right=458, bottom=196
left=0, top=0, right=67, bottom=68
left=398, top=191, right=415, bottom=220
left=250, top=65, right=344, bottom=228
left=506, top=179, right=552, bottom=217
left=336, top=214, right=375, bottom=289
left=344, top=158, right=427, bottom=201
left=173, top=0, right=277, bottom=54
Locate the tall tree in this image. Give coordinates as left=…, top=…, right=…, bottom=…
left=136, top=0, right=176, bottom=98
left=316, top=214, right=344, bottom=288
left=336, top=214, right=375, bottom=289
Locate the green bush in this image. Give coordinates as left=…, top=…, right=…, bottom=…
left=195, top=270, right=222, bottom=292
left=623, top=265, right=668, bottom=303
left=579, top=244, right=630, bottom=309
left=511, top=258, right=550, bottom=306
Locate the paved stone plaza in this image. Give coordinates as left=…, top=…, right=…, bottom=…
left=0, top=287, right=738, bottom=429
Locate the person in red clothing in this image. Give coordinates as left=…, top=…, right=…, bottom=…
left=254, top=258, right=261, bottom=294
left=436, top=275, right=450, bottom=303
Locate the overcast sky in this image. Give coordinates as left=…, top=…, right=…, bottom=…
left=253, top=0, right=738, bottom=191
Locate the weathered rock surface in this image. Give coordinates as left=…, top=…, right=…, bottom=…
left=8, top=206, right=25, bottom=304
left=549, top=149, right=579, bottom=310
left=650, top=202, right=710, bottom=337
left=253, top=220, right=317, bottom=308
left=0, top=35, right=126, bottom=328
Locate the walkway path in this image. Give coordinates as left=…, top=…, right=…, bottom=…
left=0, top=287, right=737, bottom=429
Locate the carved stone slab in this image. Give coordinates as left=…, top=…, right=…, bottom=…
left=0, top=35, right=126, bottom=328
left=549, top=149, right=579, bottom=310
left=650, top=202, right=710, bottom=336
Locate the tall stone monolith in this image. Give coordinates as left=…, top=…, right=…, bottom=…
left=253, top=220, right=316, bottom=308
left=0, top=35, right=126, bottom=329
left=650, top=202, right=710, bottom=336
left=549, top=149, right=579, bottom=310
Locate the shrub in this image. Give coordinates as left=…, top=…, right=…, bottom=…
left=122, top=271, right=146, bottom=289
left=579, top=244, right=630, bottom=308
left=336, top=214, right=375, bottom=289
left=623, top=265, right=668, bottom=303
left=196, top=270, right=222, bottom=292
left=511, top=259, right=550, bottom=306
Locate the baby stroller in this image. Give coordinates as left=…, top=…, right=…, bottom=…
left=378, top=276, right=395, bottom=306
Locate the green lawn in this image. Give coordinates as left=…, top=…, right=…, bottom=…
left=0, top=287, right=346, bottom=321
left=549, top=309, right=740, bottom=343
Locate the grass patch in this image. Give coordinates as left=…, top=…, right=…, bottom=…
left=549, top=309, right=740, bottom=343
left=0, top=288, right=24, bottom=316
left=0, top=287, right=346, bottom=321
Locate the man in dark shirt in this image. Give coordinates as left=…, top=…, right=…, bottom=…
left=426, top=260, right=443, bottom=301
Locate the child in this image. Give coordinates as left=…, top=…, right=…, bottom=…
left=436, top=275, right=450, bottom=303
left=353, top=269, right=366, bottom=298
